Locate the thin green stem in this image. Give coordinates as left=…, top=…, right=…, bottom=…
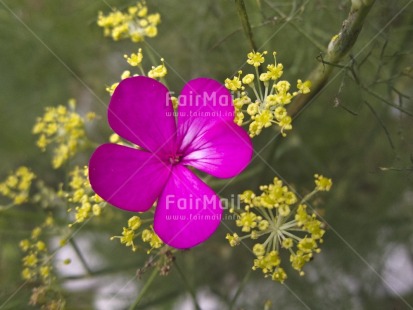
left=234, top=0, right=258, bottom=52
left=288, top=0, right=376, bottom=118
left=0, top=203, right=14, bottom=212
left=282, top=230, right=302, bottom=242
left=251, top=83, right=262, bottom=103
left=69, top=238, right=93, bottom=275
left=207, top=164, right=264, bottom=187
left=362, top=85, right=413, bottom=117
left=129, top=267, right=158, bottom=310
left=280, top=220, right=299, bottom=230
left=255, top=66, right=263, bottom=100
left=299, top=189, right=318, bottom=205
left=142, top=41, right=169, bottom=89
left=143, top=41, right=158, bottom=67
left=173, top=260, right=201, bottom=310
left=138, top=65, right=145, bottom=76
left=61, top=262, right=141, bottom=280
left=264, top=1, right=325, bottom=51
left=229, top=269, right=252, bottom=310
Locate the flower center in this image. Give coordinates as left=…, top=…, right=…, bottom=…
left=168, top=154, right=182, bottom=165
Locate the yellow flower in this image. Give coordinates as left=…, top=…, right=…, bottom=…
left=225, top=50, right=309, bottom=137
left=23, top=253, right=38, bottom=267
left=282, top=238, right=293, bottom=249
left=228, top=175, right=331, bottom=282
left=272, top=267, right=287, bottom=283
left=297, top=79, right=312, bottom=94
left=148, top=59, right=167, bottom=79
left=278, top=116, right=292, bottom=137
left=142, top=226, right=163, bottom=253
left=33, top=100, right=93, bottom=168
left=67, top=166, right=105, bottom=226
left=266, top=63, right=283, bottom=80
left=106, top=82, right=119, bottom=96
left=225, top=233, right=240, bottom=247
left=31, top=227, right=42, bottom=240
left=36, top=241, right=46, bottom=251
left=147, top=13, right=161, bottom=25
left=242, top=74, right=255, bottom=85
left=253, top=243, right=265, bottom=257
left=0, top=166, right=35, bottom=205
left=119, top=227, right=137, bottom=251
left=247, top=51, right=267, bottom=67
left=121, top=70, right=131, bottom=80
left=275, top=80, right=291, bottom=93
left=259, top=72, right=271, bottom=82
left=19, top=239, right=30, bottom=252
left=248, top=121, right=262, bottom=137
left=246, top=102, right=259, bottom=116
left=258, top=220, right=269, bottom=231
left=225, top=72, right=243, bottom=91
left=40, top=265, right=51, bottom=279
left=22, top=268, right=33, bottom=280
left=234, top=111, right=244, bottom=126
left=236, top=211, right=259, bottom=232
left=128, top=216, right=142, bottom=230
left=255, top=110, right=273, bottom=128
left=145, top=25, right=158, bottom=37
left=240, top=190, right=255, bottom=204
left=97, top=2, right=160, bottom=43
left=314, top=174, right=333, bottom=191
left=92, top=204, right=101, bottom=216
left=124, top=49, right=143, bottom=67
left=109, top=133, right=120, bottom=143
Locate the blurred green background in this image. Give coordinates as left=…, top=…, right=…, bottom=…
left=1, top=0, right=413, bottom=309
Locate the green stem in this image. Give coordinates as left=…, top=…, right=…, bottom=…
left=264, top=1, right=325, bottom=51
left=69, top=238, right=93, bottom=275
left=255, top=66, right=263, bottom=100
left=361, top=85, right=413, bottom=117
left=61, top=262, right=141, bottom=280
left=138, top=65, right=146, bottom=76
left=288, top=0, right=376, bottom=118
left=251, top=84, right=262, bottom=102
left=142, top=41, right=169, bottom=89
left=129, top=267, right=158, bottom=310
left=235, top=0, right=258, bottom=52
left=173, top=260, right=201, bottom=310
left=207, top=164, right=264, bottom=187
left=229, top=269, right=252, bottom=310
left=300, top=189, right=318, bottom=205
left=143, top=41, right=158, bottom=67
left=0, top=203, right=14, bottom=212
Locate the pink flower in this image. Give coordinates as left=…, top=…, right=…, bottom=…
left=89, top=76, right=252, bottom=248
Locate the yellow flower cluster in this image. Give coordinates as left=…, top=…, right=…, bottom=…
left=20, top=216, right=55, bottom=283
left=97, top=1, right=161, bottom=42
left=20, top=216, right=66, bottom=308
left=315, top=174, right=333, bottom=191
left=225, top=51, right=312, bottom=137
left=111, top=216, right=163, bottom=254
left=65, top=166, right=104, bottom=226
left=148, top=58, right=167, bottom=79
left=32, top=99, right=96, bottom=169
left=0, top=166, right=35, bottom=205
left=106, top=50, right=167, bottom=96
left=227, top=174, right=332, bottom=283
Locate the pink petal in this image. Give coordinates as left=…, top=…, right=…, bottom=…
left=177, top=78, right=234, bottom=127
left=89, top=143, right=171, bottom=212
left=108, top=76, right=176, bottom=156
left=178, top=118, right=253, bottom=178
left=153, top=165, right=223, bottom=249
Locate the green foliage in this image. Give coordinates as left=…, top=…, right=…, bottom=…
left=1, top=0, right=413, bottom=309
